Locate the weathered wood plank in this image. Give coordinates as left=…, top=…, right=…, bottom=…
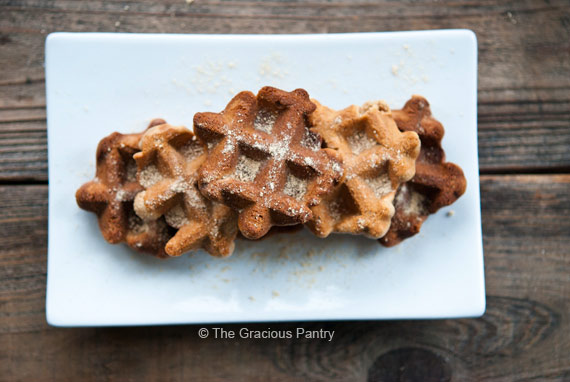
left=0, top=0, right=569, bottom=180
left=478, top=86, right=570, bottom=172
left=0, top=175, right=569, bottom=381
left=1, top=0, right=569, bottom=87
left=0, top=79, right=45, bottom=109
left=0, top=120, right=47, bottom=181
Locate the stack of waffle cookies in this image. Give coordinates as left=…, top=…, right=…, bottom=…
left=76, top=86, right=466, bottom=258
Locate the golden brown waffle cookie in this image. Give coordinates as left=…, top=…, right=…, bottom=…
left=124, top=214, right=173, bottom=258
left=133, top=121, right=238, bottom=257
left=380, top=96, right=467, bottom=247
left=75, top=120, right=173, bottom=258
left=194, top=86, right=342, bottom=240
left=307, top=100, right=421, bottom=239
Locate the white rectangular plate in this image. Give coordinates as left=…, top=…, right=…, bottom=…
left=46, top=30, right=484, bottom=326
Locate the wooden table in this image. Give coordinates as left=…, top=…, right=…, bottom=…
left=1, top=1, right=569, bottom=381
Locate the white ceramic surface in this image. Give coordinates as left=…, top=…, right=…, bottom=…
left=45, top=30, right=484, bottom=326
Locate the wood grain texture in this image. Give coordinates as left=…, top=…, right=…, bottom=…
left=1, top=1, right=569, bottom=381
left=0, top=0, right=569, bottom=181
left=1, top=175, right=569, bottom=381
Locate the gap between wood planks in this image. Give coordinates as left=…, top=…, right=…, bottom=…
left=1, top=169, right=570, bottom=186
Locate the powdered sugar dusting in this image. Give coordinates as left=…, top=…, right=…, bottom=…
left=139, top=165, right=164, bottom=187
left=365, top=173, right=393, bottom=199
left=300, top=131, right=320, bottom=151
left=125, top=160, right=137, bottom=182
left=403, top=189, right=428, bottom=216
left=169, top=178, right=189, bottom=193
left=222, top=139, right=236, bottom=154
left=328, top=198, right=343, bottom=221
left=184, top=185, right=206, bottom=211
left=395, top=184, right=408, bottom=207
left=179, top=141, right=204, bottom=160
left=115, top=189, right=127, bottom=201
left=346, top=130, right=377, bottom=155
left=254, top=109, right=278, bottom=134
left=209, top=217, right=220, bottom=238
left=165, top=204, right=190, bottom=228
left=332, top=161, right=343, bottom=176
left=303, top=156, right=316, bottom=168
left=283, top=173, right=308, bottom=201
left=266, top=135, right=292, bottom=161
left=233, top=155, right=261, bottom=183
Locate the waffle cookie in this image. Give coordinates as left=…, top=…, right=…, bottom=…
left=380, top=96, right=467, bottom=247
left=133, top=121, right=238, bottom=257
left=307, top=100, right=421, bottom=239
left=75, top=120, right=173, bottom=258
left=194, top=86, right=342, bottom=240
